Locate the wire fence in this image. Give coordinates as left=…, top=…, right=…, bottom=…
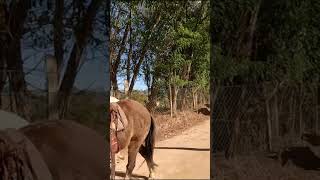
left=211, top=82, right=320, bottom=179
left=212, top=82, right=320, bottom=155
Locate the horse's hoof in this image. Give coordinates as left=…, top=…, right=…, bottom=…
left=124, top=175, right=131, bottom=180
left=118, top=154, right=125, bottom=160
left=149, top=172, right=156, bottom=179
left=116, top=152, right=125, bottom=161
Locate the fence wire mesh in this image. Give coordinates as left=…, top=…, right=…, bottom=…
left=212, top=82, right=320, bottom=179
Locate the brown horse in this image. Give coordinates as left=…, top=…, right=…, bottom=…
left=19, top=120, right=107, bottom=180
left=110, top=99, right=157, bottom=179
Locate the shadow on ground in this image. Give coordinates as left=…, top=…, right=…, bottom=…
left=155, top=146, right=210, bottom=151
left=115, top=171, right=148, bottom=180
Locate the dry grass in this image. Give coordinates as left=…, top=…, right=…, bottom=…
left=214, top=154, right=320, bottom=180
left=153, top=111, right=209, bottom=141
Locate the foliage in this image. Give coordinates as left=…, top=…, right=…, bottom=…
left=211, top=0, right=320, bottom=85
left=124, top=90, right=148, bottom=104
left=111, top=0, right=210, bottom=107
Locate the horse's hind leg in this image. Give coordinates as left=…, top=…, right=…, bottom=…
left=139, top=145, right=156, bottom=179
left=110, top=151, right=116, bottom=180
left=125, top=141, right=141, bottom=180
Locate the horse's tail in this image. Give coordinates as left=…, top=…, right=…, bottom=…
left=144, top=116, right=157, bottom=167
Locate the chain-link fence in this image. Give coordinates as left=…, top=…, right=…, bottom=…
left=212, top=82, right=320, bottom=178
left=212, top=82, right=320, bottom=154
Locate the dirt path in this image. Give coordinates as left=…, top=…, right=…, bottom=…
left=115, top=119, right=210, bottom=179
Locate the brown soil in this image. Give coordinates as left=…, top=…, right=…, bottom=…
left=213, top=153, right=320, bottom=180
left=153, top=111, right=209, bottom=141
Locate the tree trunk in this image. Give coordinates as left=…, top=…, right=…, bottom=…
left=146, top=76, right=159, bottom=113
left=56, top=0, right=103, bottom=119
left=0, top=58, right=6, bottom=108
left=111, top=19, right=130, bottom=96
left=50, top=0, right=64, bottom=120
left=173, top=85, right=178, bottom=115
left=5, top=0, right=32, bottom=120
left=7, top=42, right=30, bottom=120
left=124, top=79, right=129, bottom=97
left=299, top=83, right=304, bottom=136
left=0, top=3, right=7, bottom=108
left=111, top=72, right=119, bottom=97
left=263, top=84, right=273, bottom=152
left=192, top=88, right=199, bottom=110
left=265, top=100, right=272, bottom=151
left=169, top=83, right=173, bottom=118
left=126, top=4, right=133, bottom=84
left=128, top=13, right=161, bottom=95
left=234, top=0, right=261, bottom=58
left=290, top=91, right=296, bottom=135
left=53, top=0, right=64, bottom=79
left=46, top=55, right=59, bottom=120
left=273, top=92, right=279, bottom=137
left=0, top=44, right=6, bottom=108
left=312, top=85, right=318, bottom=134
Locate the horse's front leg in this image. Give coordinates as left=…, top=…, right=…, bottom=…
left=125, top=141, right=140, bottom=180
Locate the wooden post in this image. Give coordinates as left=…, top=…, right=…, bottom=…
left=46, top=55, right=59, bottom=120
left=124, top=79, right=129, bottom=98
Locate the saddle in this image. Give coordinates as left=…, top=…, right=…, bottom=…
left=110, top=102, right=128, bottom=132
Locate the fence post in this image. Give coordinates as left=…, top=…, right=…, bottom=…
left=46, top=55, right=59, bottom=120
left=124, top=80, right=129, bottom=98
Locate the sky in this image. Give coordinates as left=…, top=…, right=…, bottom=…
left=17, top=1, right=108, bottom=93
left=14, top=0, right=146, bottom=93
left=117, top=76, right=148, bottom=91
left=21, top=41, right=108, bottom=93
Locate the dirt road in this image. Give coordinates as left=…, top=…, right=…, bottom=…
left=115, top=119, right=210, bottom=179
